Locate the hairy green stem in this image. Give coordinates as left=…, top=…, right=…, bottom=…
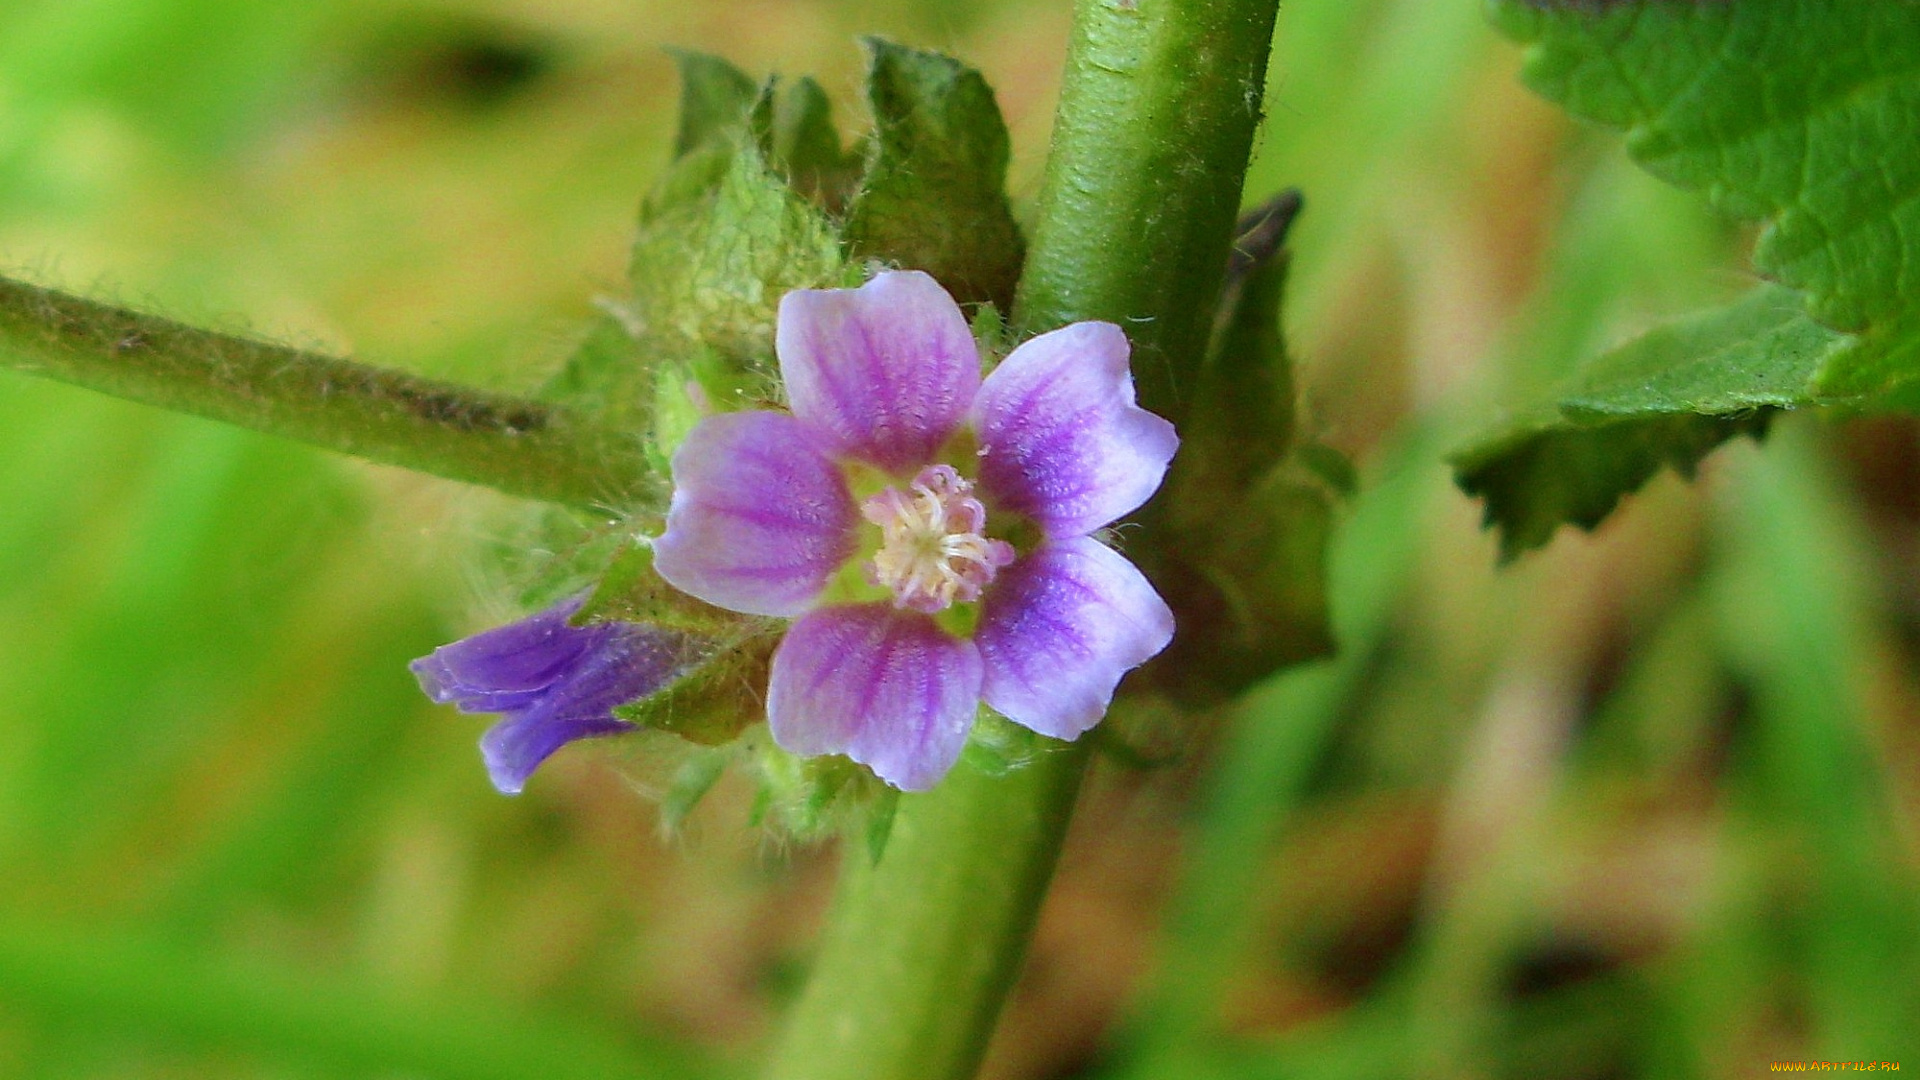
left=764, top=745, right=1089, bottom=1080
left=763, top=2, right=1281, bottom=1078
left=0, top=276, right=647, bottom=508
left=1017, top=0, right=1282, bottom=412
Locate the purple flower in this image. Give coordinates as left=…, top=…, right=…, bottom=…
left=653, top=270, right=1177, bottom=791
left=411, top=595, right=692, bottom=794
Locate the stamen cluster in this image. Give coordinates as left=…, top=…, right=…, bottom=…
left=862, top=465, right=1015, bottom=614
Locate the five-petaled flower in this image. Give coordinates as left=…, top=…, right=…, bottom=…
left=652, top=270, right=1176, bottom=790
left=411, top=595, right=691, bottom=794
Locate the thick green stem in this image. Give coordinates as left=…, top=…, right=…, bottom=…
left=1016, top=0, right=1282, bottom=412
left=763, top=2, right=1280, bottom=1079
left=0, top=276, right=647, bottom=509
left=765, top=745, right=1089, bottom=1080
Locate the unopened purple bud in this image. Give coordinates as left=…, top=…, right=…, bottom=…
left=412, top=595, right=692, bottom=794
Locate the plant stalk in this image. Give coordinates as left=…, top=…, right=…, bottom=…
left=763, top=745, right=1090, bottom=1080
left=0, top=276, right=647, bottom=509
left=1016, top=0, right=1282, bottom=410
left=762, top=1, right=1282, bottom=1078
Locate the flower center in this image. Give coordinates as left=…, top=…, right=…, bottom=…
left=861, top=465, right=1016, bottom=614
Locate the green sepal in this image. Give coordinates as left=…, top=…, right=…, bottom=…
left=645, top=138, right=739, bottom=218
left=845, top=38, right=1025, bottom=309
left=643, top=54, right=767, bottom=222
left=614, top=631, right=777, bottom=746
left=485, top=507, right=641, bottom=612
left=864, top=788, right=901, bottom=866
left=770, top=76, right=861, bottom=213
left=1295, top=440, right=1357, bottom=498
left=1452, top=285, right=1853, bottom=559
left=576, top=541, right=762, bottom=635
left=1175, top=192, right=1300, bottom=487
left=752, top=746, right=897, bottom=840
left=540, top=308, right=643, bottom=412
left=574, top=541, right=779, bottom=747
left=658, top=748, right=730, bottom=833
left=627, top=139, right=847, bottom=398
left=968, top=302, right=1009, bottom=365
left=1132, top=193, right=1337, bottom=706
left=961, top=709, right=1051, bottom=778
left=667, top=50, right=759, bottom=160
left=647, top=367, right=703, bottom=477
left=1138, top=462, right=1338, bottom=707
left=1087, top=696, right=1190, bottom=771
left=544, top=85, right=848, bottom=469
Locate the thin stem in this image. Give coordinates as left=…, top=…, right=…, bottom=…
left=0, top=276, right=647, bottom=509
left=762, top=1, right=1282, bottom=1078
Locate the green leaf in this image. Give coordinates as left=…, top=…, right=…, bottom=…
left=1553, top=287, right=1849, bottom=417
left=1454, top=286, right=1848, bottom=559
left=844, top=38, right=1025, bottom=309
left=1459, top=0, right=1920, bottom=552
left=1491, top=0, right=1920, bottom=394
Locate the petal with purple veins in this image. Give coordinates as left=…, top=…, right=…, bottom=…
left=654, top=410, right=860, bottom=617
left=477, top=619, right=692, bottom=793
left=480, top=708, right=633, bottom=796
left=778, top=270, right=981, bottom=472
left=976, top=536, right=1174, bottom=741
left=972, top=322, right=1178, bottom=538
left=767, top=603, right=983, bottom=791
left=413, top=598, right=699, bottom=794
left=410, top=594, right=594, bottom=713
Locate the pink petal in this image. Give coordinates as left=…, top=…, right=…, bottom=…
left=777, top=270, right=981, bottom=472
left=972, top=322, right=1178, bottom=538
left=767, top=603, right=983, bottom=791
left=976, top=537, right=1174, bottom=740
left=654, top=411, right=859, bottom=617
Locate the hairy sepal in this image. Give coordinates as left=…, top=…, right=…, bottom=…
left=1131, top=194, right=1339, bottom=709
left=845, top=39, right=1026, bottom=310
left=752, top=744, right=901, bottom=848
left=542, top=52, right=850, bottom=479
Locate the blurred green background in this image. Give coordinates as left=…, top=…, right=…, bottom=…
left=0, top=0, right=1914, bottom=1077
